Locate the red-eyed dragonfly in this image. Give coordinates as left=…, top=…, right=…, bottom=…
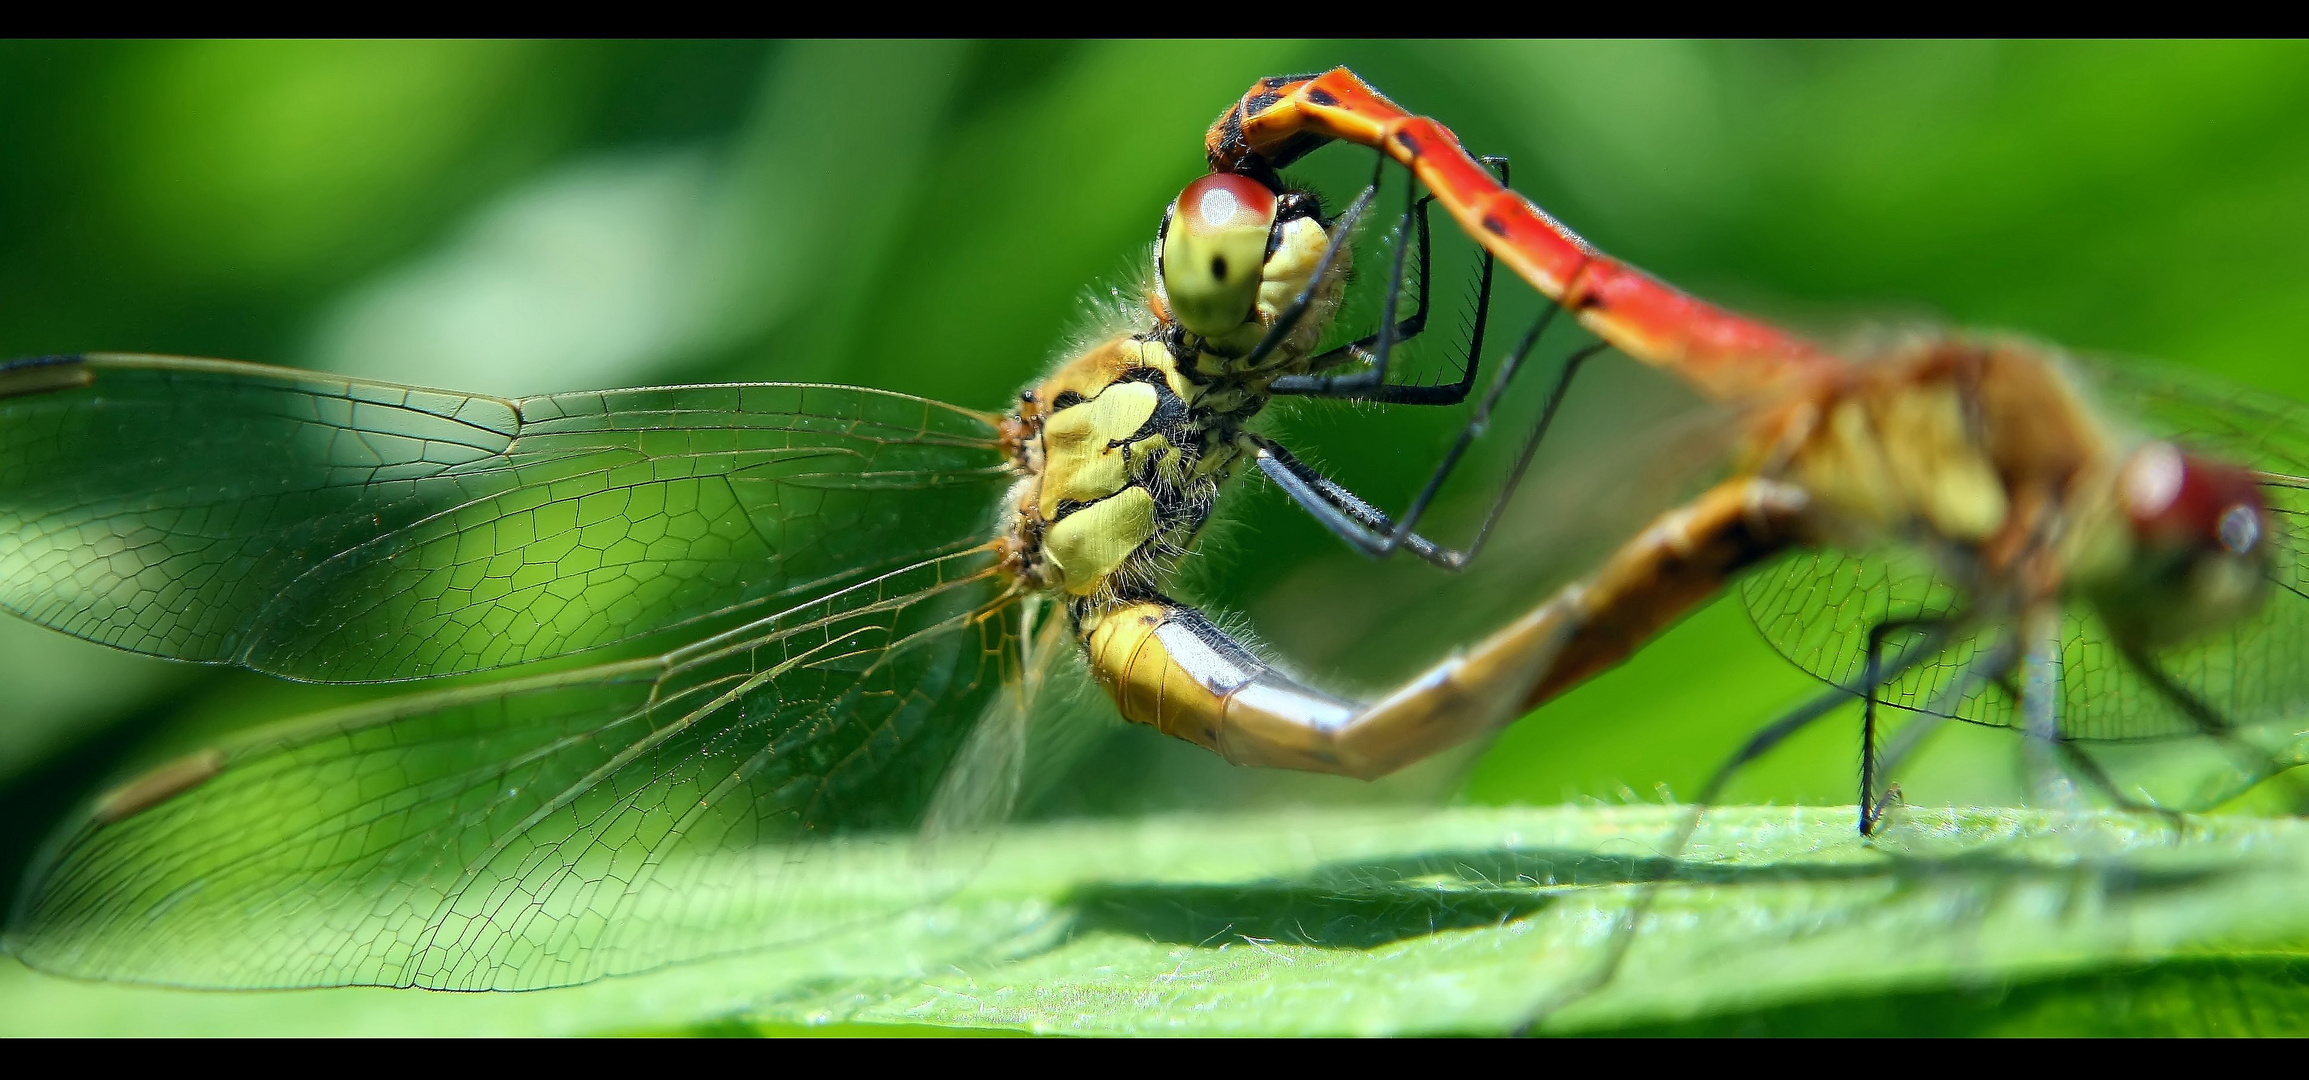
left=0, top=116, right=1512, bottom=988
left=1203, top=68, right=2309, bottom=825
left=3, top=68, right=2306, bottom=999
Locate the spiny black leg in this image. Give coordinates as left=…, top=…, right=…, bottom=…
left=1270, top=180, right=1423, bottom=396
left=1644, top=626, right=1956, bottom=857
left=1513, top=625, right=1959, bottom=1034
left=1249, top=437, right=1462, bottom=569
left=1237, top=153, right=1386, bottom=370
left=1520, top=673, right=1906, bottom=1032
left=1363, top=170, right=1417, bottom=387
left=1860, top=624, right=1889, bottom=835
left=1274, top=206, right=1488, bottom=406
left=1870, top=629, right=2017, bottom=817
left=1254, top=311, right=1599, bottom=570
left=1419, top=339, right=1604, bottom=566
left=1257, top=153, right=1569, bottom=571
left=1858, top=617, right=1945, bottom=836
left=1273, top=155, right=1509, bottom=406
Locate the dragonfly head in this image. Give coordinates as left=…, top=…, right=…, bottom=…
left=2074, top=440, right=2271, bottom=647
left=1157, top=172, right=1278, bottom=341
left=1155, top=173, right=1338, bottom=361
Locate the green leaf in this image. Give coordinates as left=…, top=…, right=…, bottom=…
left=10, top=804, right=2309, bottom=1035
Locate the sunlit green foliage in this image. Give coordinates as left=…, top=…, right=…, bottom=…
left=13, top=806, right=2309, bottom=1035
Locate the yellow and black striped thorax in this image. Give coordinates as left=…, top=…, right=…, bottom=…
left=998, top=330, right=1281, bottom=605
left=995, top=170, right=1348, bottom=607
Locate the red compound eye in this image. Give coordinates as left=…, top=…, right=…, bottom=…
left=2123, top=442, right=2266, bottom=553
left=1174, top=172, right=1276, bottom=238
left=1160, top=173, right=1283, bottom=339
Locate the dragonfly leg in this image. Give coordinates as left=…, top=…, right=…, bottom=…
left=1236, top=156, right=1383, bottom=370
left=1870, top=631, right=2017, bottom=826
left=2107, top=638, right=2309, bottom=812
left=1519, top=626, right=1954, bottom=1032
left=1210, top=67, right=1840, bottom=402
left=1993, top=611, right=2147, bottom=825
left=1857, top=616, right=1950, bottom=835
left=1272, top=156, right=1509, bottom=406
left=2018, top=605, right=2083, bottom=813
left=1269, top=185, right=1433, bottom=396
left=1246, top=436, right=1464, bottom=569
left=1079, top=476, right=1812, bottom=778
left=2115, top=638, right=2296, bottom=795
left=1253, top=332, right=1605, bottom=571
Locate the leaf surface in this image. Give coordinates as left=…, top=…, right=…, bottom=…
left=9, top=805, right=2309, bottom=1035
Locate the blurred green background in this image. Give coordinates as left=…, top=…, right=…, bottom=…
left=6, top=39, right=2309, bottom=1006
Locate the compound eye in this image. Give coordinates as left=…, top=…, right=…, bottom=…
left=2122, top=441, right=2267, bottom=553
left=2104, top=441, right=2273, bottom=646
left=1159, top=172, right=1278, bottom=339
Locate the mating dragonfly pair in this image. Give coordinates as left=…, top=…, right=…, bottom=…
left=2, top=69, right=2303, bottom=992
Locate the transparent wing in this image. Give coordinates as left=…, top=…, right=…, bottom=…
left=2078, top=354, right=2309, bottom=478
left=2077, top=354, right=2309, bottom=618
left=1740, top=356, right=2309, bottom=805
left=1741, top=547, right=2309, bottom=738
left=2066, top=356, right=2309, bottom=798
left=6, top=548, right=1022, bottom=990
left=921, top=596, right=1072, bottom=844
left=1738, top=544, right=1973, bottom=715
left=0, top=354, right=1008, bottom=681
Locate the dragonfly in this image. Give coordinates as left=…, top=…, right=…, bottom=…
left=0, top=120, right=1551, bottom=990
left=1201, top=68, right=2309, bottom=826
left=2, top=67, right=2303, bottom=1001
